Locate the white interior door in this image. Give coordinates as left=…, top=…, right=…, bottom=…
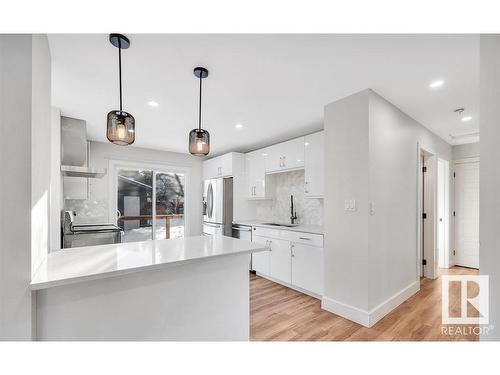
left=437, top=158, right=450, bottom=268
left=454, top=161, right=480, bottom=269
left=423, top=154, right=438, bottom=279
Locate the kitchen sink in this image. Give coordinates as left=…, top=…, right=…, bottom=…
left=261, top=222, right=300, bottom=228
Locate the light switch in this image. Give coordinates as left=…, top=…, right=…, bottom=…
left=345, top=199, right=357, bottom=212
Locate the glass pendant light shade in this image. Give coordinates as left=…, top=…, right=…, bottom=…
left=107, top=110, right=135, bottom=146
left=107, top=34, right=135, bottom=146
left=189, top=67, right=210, bottom=156
left=189, top=128, right=210, bottom=156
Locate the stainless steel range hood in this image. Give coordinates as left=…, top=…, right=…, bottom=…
left=61, top=116, right=106, bottom=178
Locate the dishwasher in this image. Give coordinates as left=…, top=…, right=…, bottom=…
left=231, top=223, right=254, bottom=272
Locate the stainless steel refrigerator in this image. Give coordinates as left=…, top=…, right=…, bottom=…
left=202, top=177, right=233, bottom=236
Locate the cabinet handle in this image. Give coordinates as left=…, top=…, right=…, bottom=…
left=299, top=237, right=311, bottom=241
left=282, top=156, right=286, bottom=167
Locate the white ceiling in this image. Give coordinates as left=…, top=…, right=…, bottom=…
left=49, top=34, right=479, bottom=156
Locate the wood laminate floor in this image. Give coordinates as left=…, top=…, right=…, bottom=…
left=250, top=267, right=479, bottom=341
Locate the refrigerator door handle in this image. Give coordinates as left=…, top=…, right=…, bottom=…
left=204, top=222, right=221, bottom=228
left=207, top=182, right=214, bottom=218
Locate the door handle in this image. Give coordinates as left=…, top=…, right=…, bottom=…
left=204, top=222, right=220, bottom=228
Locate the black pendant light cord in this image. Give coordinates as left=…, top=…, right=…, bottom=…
left=118, top=39, right=123, bottom=112
left=198, top=73, right=203, bottom=131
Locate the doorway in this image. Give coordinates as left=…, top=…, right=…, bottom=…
left=453, top=158, right=480, bottom=269
left=109, top=160, right=189, bottom=243
left=418, top=148, right=449, bottom=280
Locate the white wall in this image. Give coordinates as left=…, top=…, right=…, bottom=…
left=0, top=34, right=51, bottom=340
left=49, top=108, right=61, bottom=250
left=63, top=141, right=203, bottom=236
left=479, top=35, right=500, bottom=340
left=322, top=89, right=452, bottom=326
left=323, top=90, right=370, bottom=312
left=452, top=142, right=479, bottom=160
left=367, top=91, right=452, bottom=308
left=31, top=34, right=52, bottom=274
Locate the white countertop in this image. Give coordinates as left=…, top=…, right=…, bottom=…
left=31, top=235, right=267, bottom=291
left=234, top=220, right=324, bottom=235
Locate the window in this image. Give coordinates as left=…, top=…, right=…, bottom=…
left=112, top=162, right=188, bottom=243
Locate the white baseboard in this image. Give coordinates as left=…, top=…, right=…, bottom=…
left=321, top=280, right=420, bottom=328
left=368, top=280, right=420, bottom=326
left=321, top=296, right=370, bottom=326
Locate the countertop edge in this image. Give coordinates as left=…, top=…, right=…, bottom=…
left=30, top=246, right=268, bottom=291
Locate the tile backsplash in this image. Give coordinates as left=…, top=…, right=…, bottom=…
left=252, top=170, right=323, bottom=225
left=64, top=198, right=108, bottom=224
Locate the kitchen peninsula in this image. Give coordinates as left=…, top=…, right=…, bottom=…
left=31, top=236, right=267, bottom=341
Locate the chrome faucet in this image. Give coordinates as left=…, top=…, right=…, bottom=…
left=290, top=195, right=298, bottom=224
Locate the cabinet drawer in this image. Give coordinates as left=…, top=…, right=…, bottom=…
left=288, top=232, right=323, bottom=247
left=252, top=226, right=284, bottom=239
left=252, top=226, right=323, bottom=246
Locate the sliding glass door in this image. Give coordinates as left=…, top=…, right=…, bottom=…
left=115, top=166, right=186, bottom=243
left=154, top=171, right=185, bottom=240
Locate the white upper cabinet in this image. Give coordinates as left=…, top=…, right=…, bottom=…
left=202, top=152, right=234, bottom=180
left=245, top=149, right=268, bottom=198
left=265, top=137, right=305, bottom=173
left=304, top=131, right=324, bottom=198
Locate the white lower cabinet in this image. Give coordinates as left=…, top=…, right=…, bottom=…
left=251, top=227, right=323, bottom=297
left=252, top=235, right=270, bottom=275
left=269, top=238, right=291, bottom=283
left=291, top=242, right=323, bottom=296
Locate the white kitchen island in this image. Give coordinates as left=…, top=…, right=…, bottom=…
left=31, top=235, right=267, bottom=341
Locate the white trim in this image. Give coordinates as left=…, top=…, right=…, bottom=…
left=454, top=157, right=480, bottom=164
left=321, top=296, right=370, bottom=327
left=417, top=144, right=439, bottom=280
left=367, top=281, right=420, bottom=326
left=321, top=281, right=420, bottom=328
left=108, top=159, right=191, bottom=237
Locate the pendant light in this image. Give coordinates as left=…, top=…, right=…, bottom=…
left=106, top=33, right=135, bottom=146
left=189, top=67, right=210, bottom=156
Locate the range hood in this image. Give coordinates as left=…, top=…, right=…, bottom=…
left=61, top=116, right=106, bottom=178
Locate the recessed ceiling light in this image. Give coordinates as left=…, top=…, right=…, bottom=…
left=235, top=123, right=243, bottom=129
left=262, top=153, right=268, bottom=157
left=304, top=142, right=310, bottom=146
left=147, top=101, right=159, bottom=107
left=462, top=116, right=472, bottom=122
left=429, top=80, right=444, bottom=89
